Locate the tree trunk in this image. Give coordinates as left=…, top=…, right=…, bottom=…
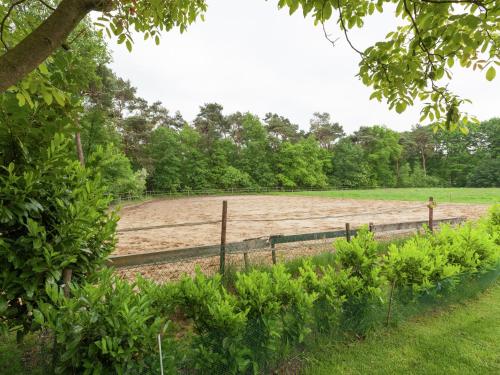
left=75, top=131, right=85, bottom=166
left=0, top=0, right=100, bottom=92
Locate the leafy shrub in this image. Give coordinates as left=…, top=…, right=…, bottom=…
left=431, top=222, right=499, bottom=273
left=483, top=204, right=500, bottom=245
left=333, top=228, right=385, bottom=331
left=87, top=144, right=146, bottom=197
left=234, top=269, right=282, bottom=368
left=384, top=236, right=461, bottom=299
left=177, top=270, right=250, bottom=374
left=334, top=228, right=384, bottom=298
left=0, top=135, right=117, bottom=334
left=270, top=265, right=316, bottom=350
left=35, top=270, right=171, bottom=374
left=298, top=261, right=346, bottom=333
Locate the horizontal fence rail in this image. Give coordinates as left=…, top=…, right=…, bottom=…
left=108, top=216, right=466, bottom=269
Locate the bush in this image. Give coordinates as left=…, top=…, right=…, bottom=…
left=87, top=144, right=146, bottom=197
left=177, top=270, right=251, bottom=374
left=234, top=269, right=282, bottom=368
left=384, top=236, right=461, bottom=299
left=431, top=222, right=499, bottom=273
left=270, top=265, right=316, bottom=350
left=298, top=261, right=346, bottom=333
left=35, top=270, right=171, bottom=374
left=9, top=210, right=498, bottom=374
left=0, top=135, right=117, bottom=335
left=334, top=228, right=384, bottom=298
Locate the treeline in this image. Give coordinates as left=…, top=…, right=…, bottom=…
left=78, top=68, right=499, bottom=194
left=0, top=27, right=498, bottom=195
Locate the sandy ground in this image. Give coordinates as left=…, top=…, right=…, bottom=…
left=115, top=195, right=489, bottom=255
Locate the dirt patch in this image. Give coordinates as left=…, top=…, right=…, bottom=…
left=115, top=195, right=489, bottom=255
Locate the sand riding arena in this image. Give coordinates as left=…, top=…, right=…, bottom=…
left=113, top=195, right=489, bottom=282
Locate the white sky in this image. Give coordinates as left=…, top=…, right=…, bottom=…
left=107, top=0, right=500, bottom=134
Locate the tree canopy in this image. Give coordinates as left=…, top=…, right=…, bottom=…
left=0, top=0, right=498, bottom=128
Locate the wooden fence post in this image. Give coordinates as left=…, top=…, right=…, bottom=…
left=428, top=196, right=434, bottom=233
left=369, top=222, right=374, bottom=233
left=271, top=242, right=277, bottom=265
left=243, top=252, right=249, bottom=270
left=345, top=223, right=351, bottom=242
left=219, top=200, right=228, bottom=275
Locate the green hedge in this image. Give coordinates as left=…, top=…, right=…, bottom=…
left=31, top=206, right=500, bottom=374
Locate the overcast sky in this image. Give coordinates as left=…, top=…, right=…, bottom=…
left=107, top=0, right=500, bottom=134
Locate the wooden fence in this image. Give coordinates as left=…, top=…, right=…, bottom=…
left=108, top=216, right=466, bottom=269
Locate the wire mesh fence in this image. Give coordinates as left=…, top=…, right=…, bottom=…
left=114, top=228, right=427, bottom=284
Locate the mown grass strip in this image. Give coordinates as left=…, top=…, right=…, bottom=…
left=280, top=187, right=500, bottom=205
left=301, top=281, right=500, bottom=375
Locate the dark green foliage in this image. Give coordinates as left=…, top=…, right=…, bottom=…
left=3, top=212, right=498, bottom=374
left=35, top=270, right=173, bottom=375
left=0, top=135, right=117, bottom=334
left=87, top=144, right=147, bottom=197
left=176, top=271, right=251, bottom=373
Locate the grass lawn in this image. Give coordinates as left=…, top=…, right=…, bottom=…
left=282, top=187, right=500, bottom=205
left=302, top=281, right=500, bottom=375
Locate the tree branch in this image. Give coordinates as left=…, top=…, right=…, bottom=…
left=0, top=0, right=113, bottom=93
left=0, top=0, right=28, bottom=51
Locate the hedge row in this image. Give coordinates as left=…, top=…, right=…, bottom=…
left=35, top=206, right=500, bottom=374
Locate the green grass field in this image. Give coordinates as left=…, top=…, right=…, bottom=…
left=303, top=282, right=500, bottom=375
left=282, top=187, right=499, bottom=205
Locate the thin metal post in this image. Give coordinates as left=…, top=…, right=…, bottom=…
left=158, top=334, right=164, bottom=375
left=345, top=223, right=351, bottom=242
left=219, top=200, right=228, bottom=275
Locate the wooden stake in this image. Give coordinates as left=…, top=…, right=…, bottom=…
left=428, top=196, right=434, bottom=233
left=345, top=223, right=351, bottom=242
left=219, top=200, right=228, bottom=275
left=243, top=252, right=249, bottom=270
left=271, top=243, right=277, bottom=265
left=369, top=222, right=374, bottom=233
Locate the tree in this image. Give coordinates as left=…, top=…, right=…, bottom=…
left=194, top=103, right=229, bottom=147
left=2, top=1, right=498, bottom=128
left=353, top=126, right=403, bottom=187
left=235, top=113, right=276, bottom=186
left=0, top=0, right=207, bottom=92
left=401, top=125, right=435, bottom=175
left=275, top=137, right=330, bottom=188
left=467, top=158, right=500, bottom=187
left=330, top=138, right=373, bottom=188
left=309, top=112, right=345, bottom=150
left=264, top=113, right=300, bottom=142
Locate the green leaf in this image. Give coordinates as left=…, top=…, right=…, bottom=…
left=52, top=90, right=65, bottom=106
left=126, top=39, right=132, bottom=52
left=33, top=309, right=45, bottom=325
left=485, top=66, right=496, bottom=81
left=16, top=92, right=26, bottom=106
left=42, top=90, right=53, bottom=105
left=39, top=63, right=49, bottom=75
left=395, top=102, right=407, bottom=114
